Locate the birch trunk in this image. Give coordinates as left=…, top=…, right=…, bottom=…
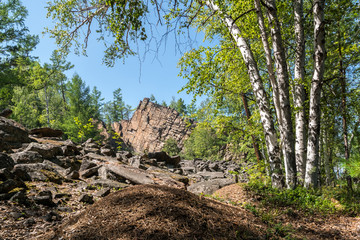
left=206, top=0, right=285, bottom=188
left=304, top=0, right=326, bottom=188
left=294, top=0, right=307, bottom=181
left=254, top=0, right=281, bottom=126
left=265, top=0, right=296, bottom=188
left=44, top=83, right=51, bottom=127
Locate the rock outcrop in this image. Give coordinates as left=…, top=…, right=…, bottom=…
left=113, top=98, right=196, bottom=153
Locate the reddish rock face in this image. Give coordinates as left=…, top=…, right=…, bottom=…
left=114, top=98, right=195, bottom=153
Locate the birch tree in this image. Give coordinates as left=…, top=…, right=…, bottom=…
left=304, top=0, right=326, bottom=188
left=293, top=0, right=307, bottom=181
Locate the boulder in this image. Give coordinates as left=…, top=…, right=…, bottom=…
left=106, top=163, right=155, bottom=185
left=10, top=151, right=43, bottom=164
left=98, top=166, right=126, bottom=182
left=148, top=151, right=181, bottom=166
left=187, top=178, right=236, bottom=195
left=0, top=168, right=14, bottom=181
left=79, top=159, right=98, bottom=172
left=66, top=170, right=79, bottom=180
left=61, top=139, right=80, bottom=156
left=198, top=172, right=225, bottom=180
left=100, top=147, right=115, bottom=157
left=78, top=194, right=94, bottom=204
left=128, top=155, right=142, bottom=168
left=0, top=179, right=26, bottom=193
left=13, top=163, right=64, bottom=184
left=80, top=165, right=101, bottom=178
left=25, top=142, right=62, bottom=159
left=87, top=179, right=129, bottom=190
left=0, top=153, right=15, bottom=170
left=0, top=116, right=30, bottom=150
left=30, top=128, right=63, bottom=138
left=33, top=190, right=56, bottom=207
left=9, top=191, right=30, bottom=206
left=94, top=187, right=111, bottom=198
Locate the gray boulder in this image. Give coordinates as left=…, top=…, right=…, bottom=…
left=94, top=187, right=111, bottom=197
left=0, top=116, right=30, bottom=150
left=100, top=147, right=115, bottom=157
left=61, top=139, right=80, bottom=156
left=187, top=178, right=236, bottom=195
left=78, top=194, right=94, bottom=204
left=13, top=163, right=63, bottom=184
left=0, top=179, right=26, bottom=193
left=80, top=165, right=101, bottom=178
left=106, top=163, right=154, bottom=185
left=30, top=128, right=63, bottom=138
left=148, top=151, right=181, bottom=166
left=10, top=151, right=43, bottom=164
left=88, top=179, right=129, bottom=190
left=198, top=172, right=225, bottom=180
left=0, top=153, right=15, bottom=170
left=0, top=168, right=14, bottom=181
left=25, top=142, right=62, bottom=159
left=79, top=159, right=98, bottom=172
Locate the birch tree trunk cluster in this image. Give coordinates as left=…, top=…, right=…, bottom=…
left=202, top=0, right=326, bottom=189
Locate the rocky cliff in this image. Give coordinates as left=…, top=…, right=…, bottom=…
left=113, top=98, right=196, bottom=153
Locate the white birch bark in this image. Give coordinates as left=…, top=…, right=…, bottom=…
left=265, top=0, right=296, bottom=188
left=294, top=0, right=307, bottom=181
left=44, top=84, right=51, bottom=127
left=254, top=0, right=282, bottom=126
left=206, top=0, right=285, bottom=188
left=304, top=0, right=326, bottom=188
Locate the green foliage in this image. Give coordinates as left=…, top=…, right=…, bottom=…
left=183, top=123, right=224, bottom=160
left=74, top=117, right=95, bottom=142
left=103, top=88, right=128, bottom=124
left=46, top=0, right=149, bottom=66
left=0, top=0, right=38, bottom=108
left=342, top=154, right=360, bottom=178
left=169, top=97, right=187, bottom=116
left=162, top=138, right=180, bottom=156
left=112, top=131, right=122, bottom=151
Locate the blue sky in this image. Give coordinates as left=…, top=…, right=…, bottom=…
left=22, top=1, right=207, bottom=109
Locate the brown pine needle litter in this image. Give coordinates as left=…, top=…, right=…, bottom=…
left=43, top=184, right=266, bottom=240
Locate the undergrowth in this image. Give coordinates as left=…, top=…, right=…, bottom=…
left=244, top=179, right=360, bottom=216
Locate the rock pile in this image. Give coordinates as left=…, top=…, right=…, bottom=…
left=0, top=115, right=247, bottom=239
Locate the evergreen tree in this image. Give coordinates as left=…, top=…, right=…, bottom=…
left=63, top=73, right=98, bottom=142
left=0, top=0, right=38, bottom=108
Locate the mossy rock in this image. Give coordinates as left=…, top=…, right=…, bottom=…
left=40, top=169, right=63, bottom=184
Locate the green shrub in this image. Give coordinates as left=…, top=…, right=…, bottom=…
left=182, top=124, right=224, bottom=160
left=162, top=138, right=181, bottom=156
